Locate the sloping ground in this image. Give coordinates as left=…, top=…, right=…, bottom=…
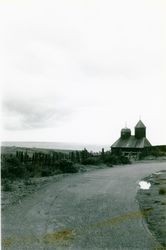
left=1, top=175, right=69, bottom=210
left=137, top=171, right=166, bottom=248
left=2, top=162, right=166, bottom=250
left=1, top=164, right=108, bottom=211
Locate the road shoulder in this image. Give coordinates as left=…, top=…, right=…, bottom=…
left=136, top=170, right=166, bottom=248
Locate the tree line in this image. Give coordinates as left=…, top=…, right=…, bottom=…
left=1, top=148, right=130, bottom=180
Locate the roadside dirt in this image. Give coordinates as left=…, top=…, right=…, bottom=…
left=1, top=164, right=109, bottom=211
left=1, top=174, right=69, bottom=210
left=136, top=170, right=166, bottom=248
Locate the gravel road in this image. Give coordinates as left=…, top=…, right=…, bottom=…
left=2, top=162, right=166, bottom=250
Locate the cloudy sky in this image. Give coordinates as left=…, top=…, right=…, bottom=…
left=1, top=0, right=166, bottom=146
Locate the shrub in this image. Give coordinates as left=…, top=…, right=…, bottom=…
left=41, top=168, right=52, bottom=177
left=119, top=155, right=131, bottom=164
left=1, top=155, right=26, bottom=179
left=24, top=163, right=35, bottom=177
left=104, top=154, right=119, bottom=165
left=57, top=159, right=78, bottom=173
left=159, top=187, right=166, bottom=195
left=81, top=157, right=100, bottom=165
left=103, top=152, right=130, bottom=165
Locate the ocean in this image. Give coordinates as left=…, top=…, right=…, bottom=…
left=2, top=141, right=110, bottom=152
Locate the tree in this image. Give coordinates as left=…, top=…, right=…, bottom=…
left=80, top=148, right=89, bottom=164
left=76, top=151, right=80, bottom=163
left=101, top=148, right=105, bottom=161
left=69, top=151, right=76, bottom=162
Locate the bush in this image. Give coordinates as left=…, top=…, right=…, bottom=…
left=104, top=154, right=119, bottom=165
left=1, top=155, right=26, bottom=179
left=104, top=153, right=130, bottom=165
left=57, top=159, right=78, bottom=173
left=119, top=155, right=131, bottom=164
left=41, top=168, right=52, bottom=177
left=159, top=187, right=166, bottom=195
left=81, top=157, right=100, bottom=165
left=148, top=148, right=166, bottom=158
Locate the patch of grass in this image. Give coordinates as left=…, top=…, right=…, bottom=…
left=2, top=238, right=13, bottom=247
left=43, top=229, right=75, bottom=243
left=159, top=187, right=166, bottom=195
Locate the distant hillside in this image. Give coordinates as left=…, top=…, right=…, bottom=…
left=1, top=146, right=73, bottom=156
left=1, top=141, right=110, bottom=152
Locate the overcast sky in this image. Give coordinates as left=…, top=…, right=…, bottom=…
left=1, top=0, right=166, bottom=146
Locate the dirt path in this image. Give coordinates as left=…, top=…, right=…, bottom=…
left=2, top=162, right=166, bottom=249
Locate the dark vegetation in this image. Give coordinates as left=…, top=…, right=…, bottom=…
left=139, top=145, right=166, bottom=160
left=159, top=187, right=166, bottom=195
left=1, top=147, right=130, bottom=181
left=2, top=145, right=165, bottom=182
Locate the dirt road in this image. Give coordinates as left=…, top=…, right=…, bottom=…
left=2, top=162, right=166, bottom=249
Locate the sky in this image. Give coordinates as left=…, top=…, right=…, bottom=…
left=1, top=0, right=166, bottom=146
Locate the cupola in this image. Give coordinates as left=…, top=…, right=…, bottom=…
left=135, top=120, right=146, bottom=139
left=121, top=127, right=131, bottom=139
